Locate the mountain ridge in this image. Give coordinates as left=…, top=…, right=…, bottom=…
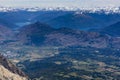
left=0, top=6, right=120, bottom=14
left=99, top=22, right=120, bottom=37
left=0, top=54, right=28, bottom=80
left=18, top=22, right=120, bottom=49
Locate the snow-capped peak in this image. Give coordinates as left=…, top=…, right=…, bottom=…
left=0, top=6, right=120, bottom=14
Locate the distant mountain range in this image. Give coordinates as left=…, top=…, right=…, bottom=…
left=18, top=22, right=120, bottom=49
left=0, top=11, right=120, bottom=30
left=0, top=6, right=120, bottom=13
left=46, top=12, right=120, bottom=29
left=0, top=20, right=119, bottom=48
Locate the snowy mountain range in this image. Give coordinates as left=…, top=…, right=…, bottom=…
left=0, top=6, right=120, bottom=14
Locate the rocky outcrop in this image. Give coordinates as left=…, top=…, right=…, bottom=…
left=0, top=55, right=28, bottom=80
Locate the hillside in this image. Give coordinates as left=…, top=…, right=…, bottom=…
left=99, top=22, right=120, bottom=37
left=18, top=22, right=55, bottom=46
left=0, top=25, right=15, bottom=43
left=0, top=54, right=28, bottom=80
left=18, top=22, right=120, bottom=48
left=46, top=13, right=120, bottom=30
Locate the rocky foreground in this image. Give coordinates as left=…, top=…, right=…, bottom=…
left=0, top=54, right=28, bottom=80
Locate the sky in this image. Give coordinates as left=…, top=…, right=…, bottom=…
left=0, top=0, right=120, bottom=8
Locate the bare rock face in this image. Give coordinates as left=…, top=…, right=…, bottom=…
left=0, top=55, right=28, bottom=80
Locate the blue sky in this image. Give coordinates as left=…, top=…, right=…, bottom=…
left=0, top=0, right=120, bottom=8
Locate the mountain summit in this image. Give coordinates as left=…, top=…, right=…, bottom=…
left=18, top=22, right=120, bottom=48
